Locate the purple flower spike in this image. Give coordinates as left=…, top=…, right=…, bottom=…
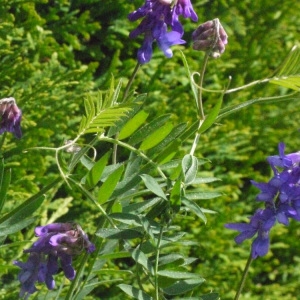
left=14, top=222, right=95, bottom=298
left=128, top=0, right=198, bottom=64
left=0, top=97, right=22, bottom=138
left=226, top=142, right=300, bottom=259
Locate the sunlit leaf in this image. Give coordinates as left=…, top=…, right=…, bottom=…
left=139, top=122, right=173, bottom=151
left=85, top=151, right=111, bottom=189
left=119, top=110, right=149, bottom=140
left=98, top=164, right=124, bottom=204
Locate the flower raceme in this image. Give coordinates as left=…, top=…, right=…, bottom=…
left=14, top=223, right=95, bottom=299
left=0, top=97, right=22, bottom=138
left=225, top=143, right=300, bottom=259
left=128, top=0, right=198, bottom=64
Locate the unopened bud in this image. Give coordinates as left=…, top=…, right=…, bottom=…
left=192, top=18, right=228, bottom=58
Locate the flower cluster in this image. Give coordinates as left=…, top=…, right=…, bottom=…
left=225, top=143, right=300, bottom=258
left=128, top=0, right=198, bottom=64
left=0, top=97, right=22, bottom=138
left=192, top=18, right=228, bottom=58
left=14, top=223, right=95, bottom=299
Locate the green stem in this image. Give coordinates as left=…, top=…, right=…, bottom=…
left=122, top=62, right=141, bottom=103
left=66, top=200, right=116, bottom=300
left=99, top=135, right=167, bottom=180
left=68, top=177, right=116, bottom=228
left=190, top=52, right=209, bottom=156
left=234, top=253, right=253, bottom=300
left=154, top=226, right=164, bottom=300
left=197, top=52, right=209, bottom=120
left=225, top=78, right=269, bottom=94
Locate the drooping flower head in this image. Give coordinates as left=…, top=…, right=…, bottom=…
left=128, top=0, right=198, bottom=64
left=0, top=97, right=22, bottom=138
left=225, top=143, right=300, bottom=258
left=192, top=18, right=228, bottom=58
left=14, top=223, right=95, bottom=299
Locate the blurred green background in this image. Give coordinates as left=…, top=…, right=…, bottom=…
left=0, top=0, right=300, bottom=299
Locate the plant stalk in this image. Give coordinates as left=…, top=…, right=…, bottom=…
left=234, top=253, right=253, bottom=300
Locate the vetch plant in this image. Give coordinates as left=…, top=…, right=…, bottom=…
left=0, top=1, right=299, bottom=300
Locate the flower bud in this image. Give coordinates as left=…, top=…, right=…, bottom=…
left=0, top=97, right=22, bottom=138
left=192, top=18, right=228, bottom=58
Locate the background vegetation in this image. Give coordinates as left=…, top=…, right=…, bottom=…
left=0, top=0, right=300, bottom=299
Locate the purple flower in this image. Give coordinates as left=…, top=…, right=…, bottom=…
left=225, top=209, right=275, bottom=258
left=128, top=0, right=198, bottom=64
left=225, top=143, right=300, bottom=258
left=192, top=18, right=228, bottom=58
left=0, top=97, right=22, bottom=138
left=267, top=142, right=300, bottom=169
left=14, top=223, right=95, bottom=298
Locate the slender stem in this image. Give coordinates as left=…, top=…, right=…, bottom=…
left=190, top=53, right=209, bottom=156
left=99, top=135, right=167, bottom=180
left=234, top=253, right=253, bottom=300
left=197, top=52, right=209, bottom=119
left=68, top=177, right=116, bottom=228
left=225, top=78, right=269, bottom=94
left=122, top=62, right=141, bottom=102
left=154, top=226, right=164, bottom=300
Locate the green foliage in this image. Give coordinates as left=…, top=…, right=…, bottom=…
left=0, top=0, right=300, bottom=300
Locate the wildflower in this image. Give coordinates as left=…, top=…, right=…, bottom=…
left=0, top=97, right=22, bottom=138
left=128, top=0, right=198, bottom=64
left=225, top=143, right=300, bottom=258
left=192, top=18, right=228, bottom=58
left=14, top=223, right=95, bottom=299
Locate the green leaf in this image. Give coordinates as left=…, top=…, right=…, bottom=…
left=139, top=122, right=173, bottom=151
left=269, top=76, right=300, bottom=91
left=155, top=139, right=182, bottom=165
left=0, top=217, right=36, bottom=236
left=0, top=162, right=10, bottom=213
left=199, top=292, right=220, bottom=300
left=86, top=151, right=111, bottom=189
left=119, top=110, right=149, bottom=140
left=118, top=284, right=153, bottom=300
left=0, top=191, right=45, bottom=236
left=96, top=228, right=143, bottom=239
left=147, top=123, right=187, bottom=157
left=109, top=213, right=141, bottom=226
left=98, top=164, right=124, bottom=204
left=140, top=174, right=167, bottom=200
left=157, top=270, right=202, bottom=279
left=78, top=92, right=132, bottom=136
left=185, top=191, right=222, bottom=200
left=170, top=179, right=181, bottom=213
left=217, top=92, right=300, bottom=120
left=123, top=197, right=162, bottom=214
left=129, top=114, right=171, bottom=145
left=163, top=278, right=205, bottom=295
left=271, top=45, right=300, bottom=77
left=182, top=154, right=198, bottom=185
left=182, top=197, right=207, bottom=223
left=131, top=247, right=154, bottom=274
left=108, top=94, right=146, bottom=137
left=198, top=96, right=223, bottom=134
